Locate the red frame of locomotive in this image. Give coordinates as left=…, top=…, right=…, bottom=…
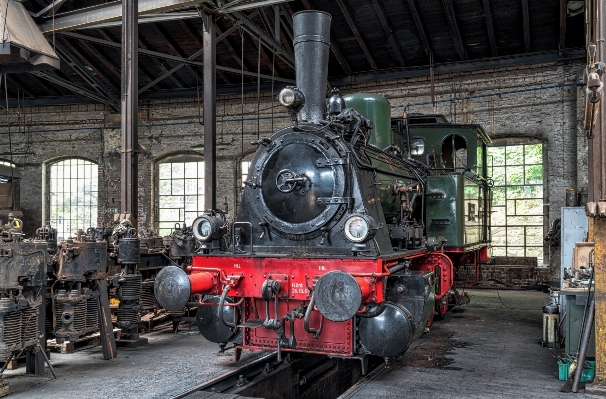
left=187, top=244, right=490, bottom=357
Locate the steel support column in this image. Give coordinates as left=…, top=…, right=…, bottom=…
left=203, top=13, right=216, bottom=210
left=121, top=0, right=138, bottom=217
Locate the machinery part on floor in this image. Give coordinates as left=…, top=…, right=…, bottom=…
left=0, top=237, right=48, bottom=379
left=35, top=225, right=57, bottom=254
left=112, top=220, right=144, bottom=341
left=167, top=223, right=196, bottom=265
left=44, top=226, right=116, bottom=359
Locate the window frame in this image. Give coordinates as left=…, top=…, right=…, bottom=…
left=46, top=157, right=99, bottom=242
left=154, top=153, right=205, bottom=237
left=487, top=142, right=545, bottom=263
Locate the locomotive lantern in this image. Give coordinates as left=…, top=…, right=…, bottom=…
left=155, top=10, right=491, bottom=370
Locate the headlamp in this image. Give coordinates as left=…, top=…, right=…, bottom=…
left=277, top=87, right=304, bottom=110
left=192, top=215, right=226, bottom=242
left=344, top=214, right=377, bottom=243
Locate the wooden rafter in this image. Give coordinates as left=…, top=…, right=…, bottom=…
left=406, top=0, right=432, bottom=59
left=482, top=0, right=498, bottom=57
left=441, top=0, right=468, bottom=60
left=335, top=0, right=378, bottom=70
left=149, top=23, right=199, bottom=81
left=370, top=0, right=406, bottom=66
left=178, top=20, right=231, bottom=84
left=138, top=34, right=186, bottom=88
left=521, top=0, right=531, bottom=52
left=559, top=0, right=566, bottom=50
left=251, top=34, right=282, bottom=78
left=59, top=37, right=119, bottom=93
left=297, top=1, right=352, bottom=75
left=28, top=74, right=60, bottom=96
left=6, top=76, right=33, bottom=98
left=215, top=22, right=249, bottom=72
left=96, top=29, right=160, bottom=88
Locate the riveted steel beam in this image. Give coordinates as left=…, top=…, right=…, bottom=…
left=58, top=31, right=294, bottom=83
left=203, top=13, right=216, bottom=210
left=31, top=71, right=118, bottom=108
left=38, top=0, right=206, bottom=33
left=121, top=0, right=138, bottom=217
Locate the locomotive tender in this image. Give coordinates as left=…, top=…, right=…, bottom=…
left=155, top=10, right=491, bottom=368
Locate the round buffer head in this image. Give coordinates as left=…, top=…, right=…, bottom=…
left=314, top=270, right=362, bottom=322
left=154, top=266, right=191, bottom=312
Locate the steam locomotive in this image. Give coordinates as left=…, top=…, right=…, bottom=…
left=155, top=10, right=491, bottom=369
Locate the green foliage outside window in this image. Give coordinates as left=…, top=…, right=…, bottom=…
left=158, top=161, right=204, bottom=236
left=487, top=144, right=544, bottom=264
left=50, top=159, right=98, bottom=242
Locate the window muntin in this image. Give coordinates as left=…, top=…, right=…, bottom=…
left=50, top=159, right=98, bottom=242
left=158, top=161, right=204, bottom=236
left=487, top=143, right=544, bottom=264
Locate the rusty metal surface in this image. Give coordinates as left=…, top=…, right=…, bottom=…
left=120, top=0, right=139, bottom=217
left=588, top=0, right=606, bottom=385
left=593, top=217, right=606, bottom=384
left=203, top=13, right=217, bottom=210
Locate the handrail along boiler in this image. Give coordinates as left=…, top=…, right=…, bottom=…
left=155, top=10, right=492, bottom=369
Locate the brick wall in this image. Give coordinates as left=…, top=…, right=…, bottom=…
left=0, top=60, right=586, bottom=278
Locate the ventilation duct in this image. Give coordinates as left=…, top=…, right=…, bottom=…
left=0, top=0, right=59, bottom=73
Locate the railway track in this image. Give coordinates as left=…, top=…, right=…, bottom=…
left=171, top=351, right=379, bottom=399
left=170, top=352, right=278, bottom=399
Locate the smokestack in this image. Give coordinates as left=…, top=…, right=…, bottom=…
left=292, top=11, right=331, bottom=124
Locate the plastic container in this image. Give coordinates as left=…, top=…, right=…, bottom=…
left=558, top=357, right=595, bottom=382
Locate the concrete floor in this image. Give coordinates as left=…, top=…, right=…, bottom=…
left=4, top=289, right=604, bottom=399
left=340, top=289, right=601, bottom=399
left=4, top=324, right=262, bottom=399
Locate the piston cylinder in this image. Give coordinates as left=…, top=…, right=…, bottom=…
left=117, top=237, right=140, bottom=264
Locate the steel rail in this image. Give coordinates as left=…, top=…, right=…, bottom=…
left=169, top=351, right=277, bottom=399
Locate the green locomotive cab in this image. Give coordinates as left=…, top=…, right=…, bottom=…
left=394, top=115, right=492, bottom=249
left=343, top=93, right=492, bottom=262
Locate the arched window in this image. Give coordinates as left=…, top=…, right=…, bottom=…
left=157, top=158, right=204, bottom=236
left=49, top=158, right=98, bottom=241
